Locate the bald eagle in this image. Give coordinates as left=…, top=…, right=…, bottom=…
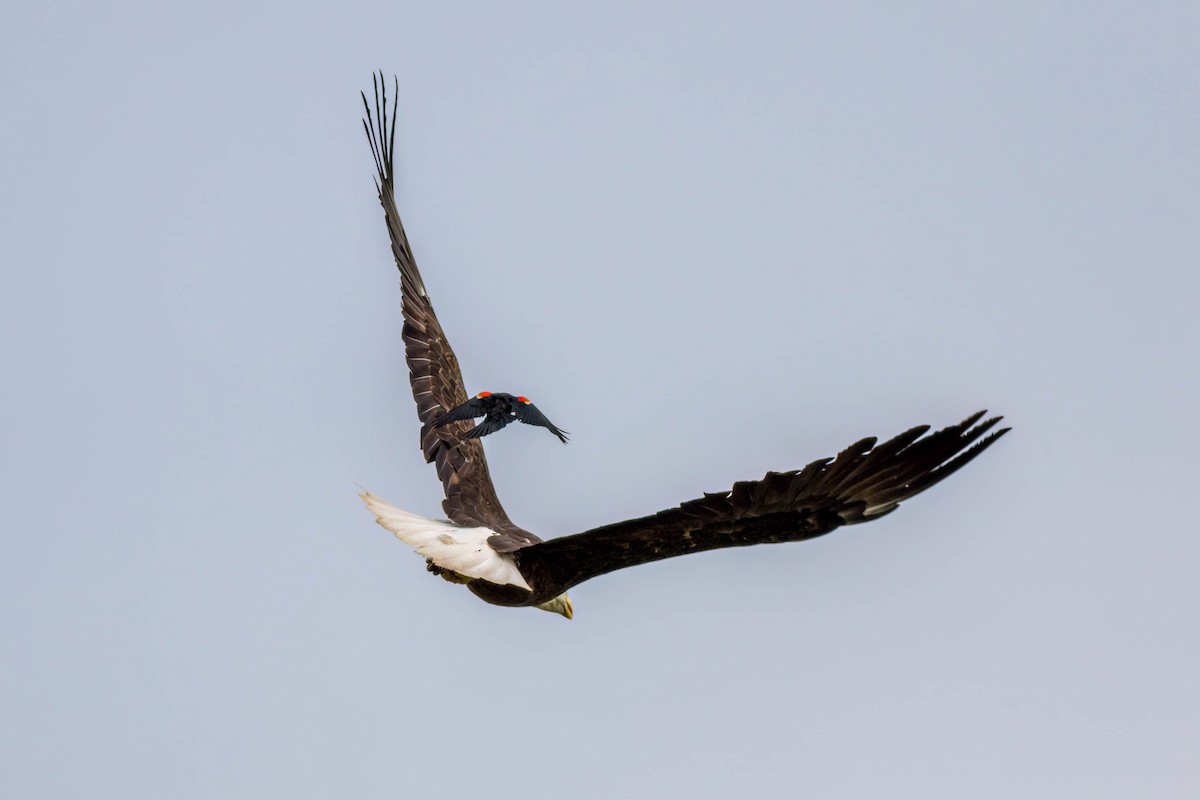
left=359, top=75, right=1008, bottom=619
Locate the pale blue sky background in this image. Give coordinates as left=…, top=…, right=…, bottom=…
left=3, top=2, right=1198, bottom=798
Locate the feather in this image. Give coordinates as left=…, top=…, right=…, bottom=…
left=360, top=491, right=531, bottom=591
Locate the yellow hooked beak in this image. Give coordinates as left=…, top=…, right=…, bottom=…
left=536, top=593, right=573, bottom=619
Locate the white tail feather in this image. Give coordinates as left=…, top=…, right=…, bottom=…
left=359, top=491, right=531, bottom=591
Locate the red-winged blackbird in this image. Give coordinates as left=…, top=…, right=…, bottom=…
left=434, top=392, right=569, bottom=444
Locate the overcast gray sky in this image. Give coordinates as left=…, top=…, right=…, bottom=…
left=3, top=2, right=1198, bottom=798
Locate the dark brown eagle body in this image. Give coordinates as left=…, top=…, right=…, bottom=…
left=360, top=74, right=1009, bottom=618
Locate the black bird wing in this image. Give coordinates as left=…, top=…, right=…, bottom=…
left=511, top=411, right=1008, bottom=602
left=513, top=399, right=570, bottom=443
left=465, top=415, right=515, bottom=439
left=362, top=75, right=538, bottom=546
left=434, top=397, right=491, bottom=427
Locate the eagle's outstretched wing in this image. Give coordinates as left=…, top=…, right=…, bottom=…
left=492, top=411, right=1008, bottom=604
left=513, top=398, right=570, bottom=443
left=362, top=74, right=537, bottom=546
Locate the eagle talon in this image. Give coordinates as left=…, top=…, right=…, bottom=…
left=426, top=560, right=471, bottom=584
